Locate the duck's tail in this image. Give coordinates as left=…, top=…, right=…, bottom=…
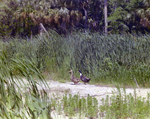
left=87, top=78, right=91, bottom=82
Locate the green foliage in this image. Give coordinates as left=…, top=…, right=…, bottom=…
left=51, top=93, right=99, bottom=118
left=0, top=0, right=19, bottom=37
left=0, top=0, right=83, bottom=37
left=100, top=88, right=150, bottom=119
left=0, top=48, right=51, bottom=118
left=51, top=89, right=150, bottom=118
left=1, top=0, right=150, bottom=36
left=108, top=0, right=144, bottom=33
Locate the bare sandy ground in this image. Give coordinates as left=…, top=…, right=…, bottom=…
left=48, top=81, right=150, bottom=102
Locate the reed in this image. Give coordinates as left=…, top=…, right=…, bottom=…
left=0, top=48, right=51, bottom=118
left=2, top=31, right=150, bottom=87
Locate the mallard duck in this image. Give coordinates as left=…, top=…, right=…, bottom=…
left=78, top=70, right=91, bottom=84
left=69, top=70, right=80, bottom=85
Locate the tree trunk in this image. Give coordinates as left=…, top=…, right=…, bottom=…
left=83, top=4, right=88, bottom=31
left=39, top=23, right=49, bottom=37
left=104, top=0, right=108, bottom=35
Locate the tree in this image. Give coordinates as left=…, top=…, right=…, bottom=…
left=0, top=0, right=19, bottom=37
left=104, top=0, right=108, bottom=34
left=108, top=0, right=144, bottom=33
left=136, top=0, right=150, bottom=32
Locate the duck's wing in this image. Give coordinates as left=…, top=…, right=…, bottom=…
left=72, top=77, right=80, bottom=83
left=81, top=76, right=90, bottom=82
left=80, top=76, right=88, bottom=82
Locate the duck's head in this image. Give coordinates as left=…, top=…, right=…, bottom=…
left=69, top=70, right=73, bottom=73
left=78, top=70, right=82, bottom=73
left=78, top=70, right=82, bottom=76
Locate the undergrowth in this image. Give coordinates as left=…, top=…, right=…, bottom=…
left=51, top=88, right=150, bottom=119
left=0, top=48, right=51, bottom=118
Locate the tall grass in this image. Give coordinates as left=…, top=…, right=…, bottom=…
left=2, top=31, right=150, bottom=87
left=100, top=88, right=150, bottom=119
left=0, top=48, right=51, bottom=118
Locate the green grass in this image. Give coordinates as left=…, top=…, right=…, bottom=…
left=2, top=31, right=150, bottom=87
left=51, top=88, right=150, bottom=119
left=100, top=87, right=150, bottom=119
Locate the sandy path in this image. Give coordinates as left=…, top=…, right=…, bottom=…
left=47, top=81, right=150, bottom=101
left=19, top=78, right=150, bottom=102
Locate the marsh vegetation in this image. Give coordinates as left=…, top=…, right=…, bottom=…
left=1, top=31, right=150, bottom=118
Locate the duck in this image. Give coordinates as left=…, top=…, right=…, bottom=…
left=78, top=70, right=91, bottom=84
left=69, top=70, right=80, bottom=85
